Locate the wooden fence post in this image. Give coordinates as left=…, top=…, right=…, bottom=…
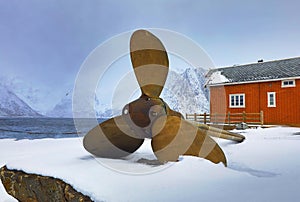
left=242, top=111, right=246, bottom=122
left=260, top=110, right=264, bottom=125
left=204, top=113, right=207, bottom=124
left=194, top=113, right=197, bottom=122
left=227, top=112, right=230, bottom=125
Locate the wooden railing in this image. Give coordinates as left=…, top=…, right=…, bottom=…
left=186, top=111, right=264, bottom=125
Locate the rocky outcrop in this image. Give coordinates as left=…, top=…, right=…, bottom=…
left=0, top=166, right=93, bottom=202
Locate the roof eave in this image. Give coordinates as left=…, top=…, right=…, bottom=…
left=206, top=76, right=300, bottom=87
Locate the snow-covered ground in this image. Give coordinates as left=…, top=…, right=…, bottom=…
left=1, top=126, right=300, bottom=202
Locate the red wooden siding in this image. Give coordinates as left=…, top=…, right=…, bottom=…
left=209, top=79, right=300, bottom=125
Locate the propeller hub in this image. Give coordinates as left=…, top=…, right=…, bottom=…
left=122, top=96, right=167, bottom=139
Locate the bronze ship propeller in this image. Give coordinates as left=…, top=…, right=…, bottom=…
left=83, top=30, right=227, bottom=166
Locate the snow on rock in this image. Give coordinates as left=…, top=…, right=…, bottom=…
left=1, top=126, right=300, bottom=201
left=162, top=67, right=209, bottom=115
left=0, top=84, right=41, bottom=117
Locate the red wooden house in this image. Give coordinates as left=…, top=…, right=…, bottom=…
left=206, top=57, right=300, bottom=126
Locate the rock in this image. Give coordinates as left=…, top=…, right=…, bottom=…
left=0, top=166, right=93, bottom=202
left=235, top=122, right=249, bottom=130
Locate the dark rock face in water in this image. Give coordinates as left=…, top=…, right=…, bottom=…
left=0, top=166, right=93, bottom=202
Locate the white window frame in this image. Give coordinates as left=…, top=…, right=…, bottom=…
left=281, top=79, right=295, bottom=88
left=229, top=93, right=245, bottom=108
left=267, top=92, right=276, bottom=107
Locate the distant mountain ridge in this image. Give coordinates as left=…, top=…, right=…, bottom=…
left=46, top=93, right=72, bottom=118
left=0, top=84, right=41, bottom=117
left=47, top=67, right=209, bottom=118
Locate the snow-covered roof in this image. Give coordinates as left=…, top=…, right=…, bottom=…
left=206, top=56, right=300, bottom=86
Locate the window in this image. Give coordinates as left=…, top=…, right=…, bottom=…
left=282, top=80, right=295, bottom=87
left=267, top=92, right=276, bottom=107
left=229, top=94, right=245, bottom=108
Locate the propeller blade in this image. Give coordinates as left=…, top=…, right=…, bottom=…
left=164, top=101, right=184, bottom=118
left=151, top=115, right=227, bottom=166
left=83, top=116, right=144, bottom=158
left=130, top=29, right=169, bottom=97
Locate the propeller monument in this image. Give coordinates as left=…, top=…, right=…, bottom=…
left=83, top=30, right=228, bottom=166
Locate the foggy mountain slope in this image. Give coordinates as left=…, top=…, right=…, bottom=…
left=0, top=84, right=41, bottom=117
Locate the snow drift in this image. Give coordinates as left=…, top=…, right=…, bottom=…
left=1, top=126, right=300, bottom=201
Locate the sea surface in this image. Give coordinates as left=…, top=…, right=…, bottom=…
left=0, top=118, right=107, bottom=140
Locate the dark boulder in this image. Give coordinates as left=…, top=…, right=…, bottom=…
left=0, top=166, right=93, bottom=202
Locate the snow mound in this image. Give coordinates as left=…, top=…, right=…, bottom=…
left=1, top=126, right=300, bottom=201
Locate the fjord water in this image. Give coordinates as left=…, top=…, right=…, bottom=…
left=0, top=118, right=106, bottom=140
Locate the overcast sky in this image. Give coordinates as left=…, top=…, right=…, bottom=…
left=1, top=0, right=300, bottom=112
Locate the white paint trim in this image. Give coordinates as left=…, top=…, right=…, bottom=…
left=207, top=76, right=300, bottom=87
left=267, top=92, right=276, bottom=107
left=229, top=93, right=245, bottom=108
left=281, top=79, right=296, bottom=88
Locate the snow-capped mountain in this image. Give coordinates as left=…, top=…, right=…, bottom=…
left=46, top=92, right=118, bottom=118
left=94, top=97, right=119, bottom=118
left=0, top=84, right=41, bottom=117
left=162, top=67, right=209, bottom=115
left=47, top=67, right=209, bottom=118
left=46, top=91, right=72, bottom=118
